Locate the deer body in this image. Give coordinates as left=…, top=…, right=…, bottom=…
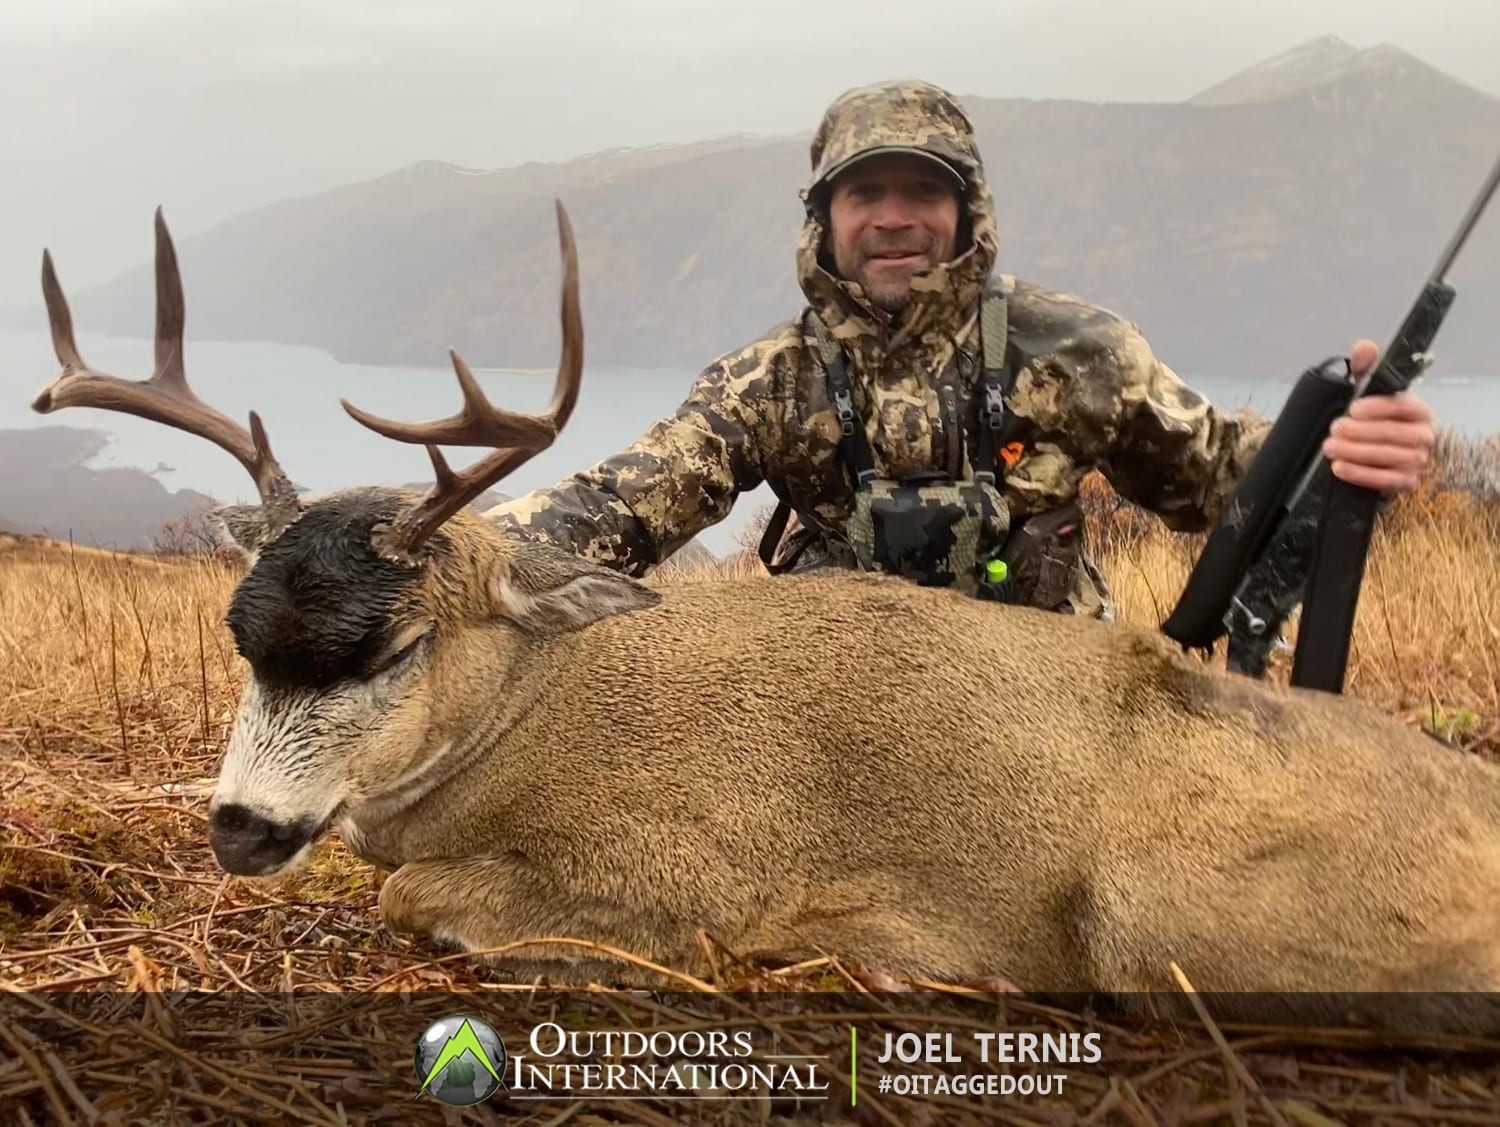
left=334, top=547, right=1500, bottom=1032
left=28, top=204, right=1500, bottom=1036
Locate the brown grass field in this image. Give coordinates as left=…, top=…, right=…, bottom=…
left=2, top=433, right=1499, bottom=1125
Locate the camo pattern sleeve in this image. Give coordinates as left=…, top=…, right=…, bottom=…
left=481, top=332, right=791, bottom=576
left=1096, top=327, right=1273, bottom=533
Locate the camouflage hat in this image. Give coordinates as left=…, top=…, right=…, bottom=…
left=804, top=80, right=981, bottom=201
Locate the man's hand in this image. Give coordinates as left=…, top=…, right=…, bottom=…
left=1321, top=338, right=1437, bottom=494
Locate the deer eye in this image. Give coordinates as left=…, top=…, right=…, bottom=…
left=370, top=630, right=427, bottom=678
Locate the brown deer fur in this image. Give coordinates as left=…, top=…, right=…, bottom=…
left=214, top=497, right=1500, bottom=1036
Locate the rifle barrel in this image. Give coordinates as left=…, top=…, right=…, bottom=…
left=1429, top=150, right=1500, bottom=284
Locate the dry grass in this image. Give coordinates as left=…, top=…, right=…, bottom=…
left=1079, top=437, right=1500, bottom=757
left=2, top=437, right=1499, bottom=1123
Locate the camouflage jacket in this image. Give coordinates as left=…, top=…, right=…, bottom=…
left=487, top=81, right=1271, bottom=616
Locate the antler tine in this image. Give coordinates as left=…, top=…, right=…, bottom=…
left=31, top=210, right=302, bottom=531
left=342, top=198, right=584, bottom=557
left=341, top=347, right=558, bottom=449
left=41, top=249, right=86, bottom=374
left=152, top=206, right=188, bottom=391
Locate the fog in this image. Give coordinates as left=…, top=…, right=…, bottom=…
left=3, top=0, right=1497, bottom=309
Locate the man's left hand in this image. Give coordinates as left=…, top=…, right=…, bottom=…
left=1321, top=338, right=1437, bottom=494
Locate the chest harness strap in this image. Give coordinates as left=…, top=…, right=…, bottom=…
left=758, top=293, right=1015, bottom=571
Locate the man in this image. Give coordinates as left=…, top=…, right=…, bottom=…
left=487, top=79, right=1435, bottom=618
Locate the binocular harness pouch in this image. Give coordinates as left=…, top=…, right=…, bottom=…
left=819, top=294, right=1025, bottom=599
left=846, top=475, right=1011, bottom=596
left=760, top=293, right=1087, bottom=609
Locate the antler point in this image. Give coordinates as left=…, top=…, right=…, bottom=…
left=339, top=397, right=372, bottom=425
left=426, top=444, right=455, bottom=487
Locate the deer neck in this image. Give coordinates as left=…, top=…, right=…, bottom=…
left=337, top=621, right=545, bottom=867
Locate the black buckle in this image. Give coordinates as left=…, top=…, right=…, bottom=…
left=834, top=388, right=857, bottom=437
left=983, top=384, right=1006, bottom=432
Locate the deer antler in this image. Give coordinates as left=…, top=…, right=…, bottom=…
left=340, top=198, right=584, bottom=558
left=31, top=208, right=302, bottom=537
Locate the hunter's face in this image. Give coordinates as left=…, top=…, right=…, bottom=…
left=827, top=152, right=961, bottom=311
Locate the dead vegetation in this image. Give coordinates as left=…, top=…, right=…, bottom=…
left=2, top=431, right=1499, bottom=1123
left=1077, top=430, right=1500, bottom=757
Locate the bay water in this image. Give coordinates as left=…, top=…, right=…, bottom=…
left=2, top=327, right=1496, bottom=557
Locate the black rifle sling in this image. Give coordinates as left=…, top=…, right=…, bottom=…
left=755, top=501, right=796, bottom=572
left=825, top=346, right=878, bottom=487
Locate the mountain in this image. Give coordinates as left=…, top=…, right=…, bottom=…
left=0, top=425, right=520, bottom=552
left=1189, top=35, right=1492, bottom=107
left=0, top=426, right=221, bottom=551
left=16, top=37, right=1500, bottom=387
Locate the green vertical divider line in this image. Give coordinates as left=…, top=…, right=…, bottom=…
left=850, top=1026, right=857, bottom=1106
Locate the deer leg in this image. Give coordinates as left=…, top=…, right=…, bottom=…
left=1072, top=856, right=1500, bottom=1037
left=378, top=854, right=699, bottom=987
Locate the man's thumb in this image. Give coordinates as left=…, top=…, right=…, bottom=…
left=1350, top=339, right=1379, bottom=376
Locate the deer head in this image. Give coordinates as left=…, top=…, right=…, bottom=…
left=31, top=203, right=660, bottom=877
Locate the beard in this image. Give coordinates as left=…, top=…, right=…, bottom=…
left=855, top=239, right=938, bottom=311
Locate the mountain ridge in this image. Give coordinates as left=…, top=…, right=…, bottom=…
left=1189, top=35, right=1495, bottom=106
left=11, top=36, right=1500, bottom=386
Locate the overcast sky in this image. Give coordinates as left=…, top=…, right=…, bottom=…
left=2, top=0, right=1497, bottom=309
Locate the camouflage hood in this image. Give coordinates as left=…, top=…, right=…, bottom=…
left=796, top=80, right=1000, bottom=370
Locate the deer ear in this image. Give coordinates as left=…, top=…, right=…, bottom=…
left=493, top=542, right=662, bottom=635
left=210, top=504, right=271, bottom=563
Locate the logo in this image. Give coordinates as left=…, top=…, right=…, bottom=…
left=413, top=1014, right=507, bottom=1106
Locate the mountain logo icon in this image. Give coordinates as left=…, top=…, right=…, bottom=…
left=413, top=1014, right=507, bottom=1106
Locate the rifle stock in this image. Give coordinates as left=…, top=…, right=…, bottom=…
left=1160, top=151, right=1500, bottom=687
left=1160, top=358, right=1353, bottom=654
left=1289, top=278, right=1458, bottom=692
left=1222, top=460, right=1339, bottom=676
left=1225, top=275, right=1459, bottom=679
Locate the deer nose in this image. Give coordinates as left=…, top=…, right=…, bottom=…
left=209, top=803, right=316, bottom=875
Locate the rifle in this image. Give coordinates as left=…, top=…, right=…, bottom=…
left=1161, top=150, right=1500, bottom=689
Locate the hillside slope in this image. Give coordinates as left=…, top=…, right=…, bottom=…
left=19, top=38, right=1500, bottom=383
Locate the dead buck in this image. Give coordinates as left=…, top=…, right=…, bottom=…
left=30, top=206, right=1500, bottom=1036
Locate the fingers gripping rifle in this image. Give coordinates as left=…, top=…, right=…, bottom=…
left=1161, top=150, right=1500, bottom=690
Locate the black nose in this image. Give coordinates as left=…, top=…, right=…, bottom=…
left=209, top=803, right=317, bottom=875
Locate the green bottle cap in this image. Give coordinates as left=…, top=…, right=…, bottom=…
left=986, top=559, right=1008, bottom=582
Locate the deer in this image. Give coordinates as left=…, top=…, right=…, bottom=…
left=28, top=205, right=1500, bottom=1037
